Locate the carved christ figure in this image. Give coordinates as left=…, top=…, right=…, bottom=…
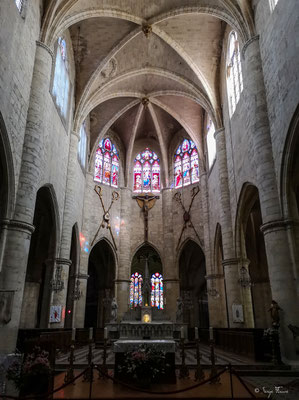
left=133, top=193, right=160, bottom=241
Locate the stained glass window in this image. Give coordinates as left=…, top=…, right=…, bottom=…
left=94, top=138, right=119, bottom=187
left=78, top=122, right=87, bottom=169
left=269, top=0, right=279, bottom=11
left=151, top=273, right=163, bottom=309
left=52, top=37, right=70, bottom=119
left=15, top=0, right=24, bottom=12
left=227, top=31, right=243, bottom=116
left=207, top=118, right=216, bottom=168
left=174, top=139, right=199, bottom=188
left=130, top=272, right=143, bottom=307
left=133, top=148, right=160, bottom=193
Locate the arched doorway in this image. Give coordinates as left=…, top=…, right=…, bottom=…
left=20, top=186, right=57, bottom=328
left=65, top=224, right=79, bottom=328
left=130, top=244, right=163, bottom=311
left=238, top=185, right=272, bottom=328
left=84, top=239, right=116, bottom=328
left=179, top=240, right=209, bottom=328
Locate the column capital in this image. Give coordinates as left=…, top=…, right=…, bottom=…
left=55, top=258, right=72, bottom=267
left=214, top=127, right=225, bottom=140
left=71, top=130, right=80, bottom=140
left=241, top=35, right=260, bottom=59
left=77, top=273, right=89, bottom=280
left=36, top=41, right=54, bottom=60
left=1, top=219, right=35, bottom=234
left=222, top=257, right=245, bottom=267
left=260, top=218, right=299, bottom=235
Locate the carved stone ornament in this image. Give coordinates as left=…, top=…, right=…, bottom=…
left=101, top=58, right=117, bottom=79
left=0, top=290, right=14, bottom=325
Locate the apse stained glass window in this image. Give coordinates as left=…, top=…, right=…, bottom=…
left=15, top=0, right=24, bottom=12
left=151, top=273, right=163, bottom=309
left=207, top=118, right=216, bottom=168
left=52, top=37, right=70, bottom=119
left=226, top=31, right=243, bottom=116
left=130, top=272, right=143, bottom=308
left=174, top=139, right=199, bottom=188
left=78, top=122, right=87, bottom=169
left=94, top=138, right=119, bottom=188
left=133, top=148, right=160, bottom=193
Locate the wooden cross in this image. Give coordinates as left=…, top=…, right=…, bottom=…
left=133, top=193, right=160, bottom=242
left=174, top=186, right=202, bottom=250
left=91, top=185, right=120, bottom=249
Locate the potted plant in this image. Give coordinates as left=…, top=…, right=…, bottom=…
left=119, top=346, right=167, bottom=388
left=6, top=347, right=52, bottom=395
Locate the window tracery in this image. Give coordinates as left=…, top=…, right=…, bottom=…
left=174, top=139, right=199, bottom=188
left=226, top=31, right=243, bottom=116
left=130, top=272, right=143, bottom=308
left=151, top=273, right=164, bottom=309
left=52, top=37, right=70, bottom=119
left=94, top=138, right=119, bottom=188
left=206, top=118, right=216, bottom=168
left=78, top=122, right=87, bottom=169
left=133, top=148, right=160, bottom=193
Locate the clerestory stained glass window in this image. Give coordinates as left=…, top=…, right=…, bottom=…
left=226, top=31, right=243, bottom=116
left=151, top=273, right=163, bottom=309
left=94, top=138, right=119, bottom=188
left=78, top=122, right=87, bottom=169
left=133, top=148, right=160, bottom=193
left=130, top=272, right=143, bottom=308
left=174, top=139, right=199, bottom=188
left=206, top=118, right=216, bottom=168
left=52, top=37, right=70, bottom=119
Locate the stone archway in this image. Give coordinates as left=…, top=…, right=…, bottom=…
left=20, top=186, right=58, bottom=328
left=179, top=239, right=209, bottom=328
left=84, top=239, right=116, bottom=328
left=237, top=184, right=272, bottom=328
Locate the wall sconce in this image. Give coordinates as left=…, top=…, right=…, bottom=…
left=50, top=265, right=64, bottom=292
left=238, top=266, right=252, bottom=288
left=72, top=279, right=82, bottom=300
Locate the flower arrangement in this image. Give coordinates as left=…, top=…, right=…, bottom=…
left=6, top=347, right=51, bottom=395
left=119, top=346, right=167, bottom=387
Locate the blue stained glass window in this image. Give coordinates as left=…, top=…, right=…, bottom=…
left=151, top=273, right=163, bottom=309
left=94, top=138, right=119, bottom=187
left=130, top=272, right=143, bottom=307
left=133, top=148, right=160, bottom=193
left=174, top=139, right=199, bottom=188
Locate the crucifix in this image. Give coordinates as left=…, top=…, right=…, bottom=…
left=132, top=193, right=160, bottom=242
left=174, top=186, right=203, bottom=250
left=91, top=185, right=120, bottom=249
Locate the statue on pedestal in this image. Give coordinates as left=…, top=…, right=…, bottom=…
left=111, top=297, right=118, bottom=322
left=268, top=300, right=282, bottom=328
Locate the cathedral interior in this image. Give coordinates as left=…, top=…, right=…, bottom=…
left=0, top=0, right=299, bottom=398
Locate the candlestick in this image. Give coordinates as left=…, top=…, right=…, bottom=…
left=195, top=327, right=199, bottom=340
left=72, top=327, right=76, bottom=341
left=209, top=326, right=213, bottom=341
left=180, top=326, right=184, bottom=339
left=89, top=327, right=93, bottom=340
left=104, top=327, right=108, bottom=339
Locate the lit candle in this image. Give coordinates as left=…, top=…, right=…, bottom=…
left=209, top=326, right=213, bottom=341
left=104, top=327, right=108, bottom=340
left=72, top=328, right=76, bottom=341
left=89, top=327, right=93, bottom=340
left=195, top=327, right=199, bottom=340
left=180, top=326, right=184, bottom=339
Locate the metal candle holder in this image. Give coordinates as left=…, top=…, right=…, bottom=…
left=64, top=340, right=76, bottom=384
left=179, top=338, right=189, bottom=379
left=209, top=339, right=220, bottom=384
left=83, top=338, right=94, bottom=382
left=98, top=338, right=108, bottom=379
left=194, top=338, right=205, bottom=382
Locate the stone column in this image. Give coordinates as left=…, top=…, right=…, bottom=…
left=214, top=128, right=243, bottom=327
left=0, top=42, right=53, bottom=353
left=115, top=187, right=132, bottom=319
left=243, top=36, right=299, bottom=359
left=162, top=188, right=179, bottom=320
left=51, top=131, right=81, bottom=328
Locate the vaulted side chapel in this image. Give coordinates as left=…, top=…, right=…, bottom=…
left=0, top=0, right=299, bottom=396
